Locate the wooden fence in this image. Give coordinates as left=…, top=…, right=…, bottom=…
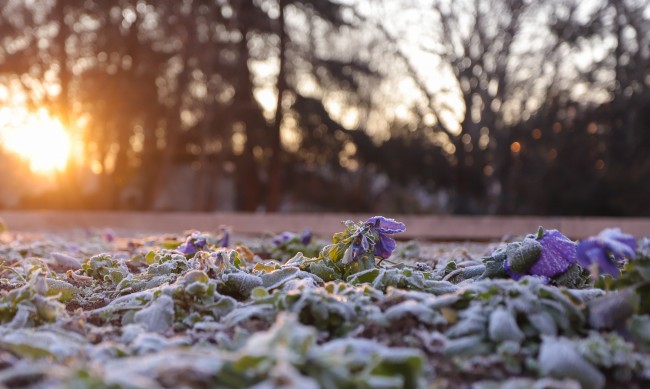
left=2, top=211, right=650, bottom=240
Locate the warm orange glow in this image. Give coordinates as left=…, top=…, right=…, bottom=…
left=587, top=122, right=598, bottom=135
left=483, top=165, right=494, bottom=176
left=510, top=141, right=521, bottom=153
left=0, top=108, right=72, bottom=174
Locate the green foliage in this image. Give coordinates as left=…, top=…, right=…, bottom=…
left=2, top=226, right=650, bottom=388
left=269, top=236, right=321, bottom=264
left=0, top=275, right=66, bottom=327
left=82, top=254, right=128, bottom=284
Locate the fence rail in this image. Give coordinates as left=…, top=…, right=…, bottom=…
left=5, top=211, right=650, bottom=241
left=1, top=211, right=650, bottom=240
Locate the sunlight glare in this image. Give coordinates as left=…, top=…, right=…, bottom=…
left=0, top=108, right=72, bottom=174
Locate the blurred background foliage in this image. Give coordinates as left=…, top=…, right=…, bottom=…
left=0, top=0, right=649, bottom=215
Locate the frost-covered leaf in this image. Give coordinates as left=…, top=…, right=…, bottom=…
left=444, top=335, right=492, bottom=357
left=444, top=265, right=486, bottom=283
left=133, top=295, right=174, bottom=333
left=308, top=260, right=342, bottom=282
left=222, top=304, right=276, bottom=327
left=473, top=377, right=581, bottom=389
left=384, top=300, right=443, bottom=326
left=588, top=290, right=637, bottom=329
left=488, top=307, right=525, bottom=343
left=102, top=349, right=225, bottom=388
left=0, top=328, right=86, bottom=361
left=346, top=267, right=380, bottom=284
left=538, top=338, right=605, bottom=389
left=447, top=305, right=488, bottom=338
left=527, top=311, right=558, bottom=336
left=260, top=267, right=322, bottom=290
left=628, top=315, right=650, bottom=349
left=222, top=271, right=264, bottom=298
left=506, top=238, right=542, bottom=274
left=45, top=278, right=78, bottom=302
left=50, top=252, right=82, bottom=270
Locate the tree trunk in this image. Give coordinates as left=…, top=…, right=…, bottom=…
left=195, top=107, right=218, bottom=211
left=54, top=0, right=79, bottom=209
left=142, top=28, right=193, bottom=210
left=232, top=0, right=267, bottom=211
left=266, top=0, right=288, bottom=212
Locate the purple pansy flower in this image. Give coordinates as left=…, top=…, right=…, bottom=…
left=272, top=229, right=312, bottom=247
left=272, top=232, right=296, bottom=247
left=178, top=231, right=207, bottom=255
left=504, top=229, right=578, bottom=280
left=343, top=216, right=406, bottom=263
left=300, top=229, right=313, bottom=245
left=343, top=234, right=371, bottom=263
left=103, top=229, right=115, bottom=243
left=218, top=228, right=230, bottom=247
left=577, top=228, right=637, bottom=277
left=366, top=216, right=406, bottom=258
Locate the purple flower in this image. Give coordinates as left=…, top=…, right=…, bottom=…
left=342, top=234, right=370, bottom=264
left=366, top=216, right=406, bottom=259
left=178, top=231, right=207, bottom=255
left=272, top=232, right=296, bottom=247
left=577, top=228, right=637, bottom=277
left=505, top=229, right=578, bottom=280
left=300, top=229, right=313, bottom=245
left=272, top=229, right=312, bottom=247
left=340, top=216, right=406, bottom=264
left=218, top=228, right=230, bottom=247
left=103, top=229, right=115, bottom=243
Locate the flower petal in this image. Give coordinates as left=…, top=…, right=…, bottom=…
left=218, top=230, right=230, bottom=247
left=528, top=229, right=577, bottom=278
left=300, top=229, right=313, bottom=245
left=343, top=235, right=369, bottom=263
left=577, top=228, right=636, bottom=278
left=603, top=239, right=636, bottom=261
left=578, top=238, right=619, bottom=278
left=588, top=246, right=620, bottom=276
left=272, top=232, right=295, bottom=246
left=178, top=231, right=206, bottom=255
left=576, top=240, right=601, bottom=268
left=578, top=240, right=621, bottom=277
left=373, top=234, right=397, bottom=258
left=366, top=216, right=406, bottom=234
left=598, top=228, right=637, bottom=260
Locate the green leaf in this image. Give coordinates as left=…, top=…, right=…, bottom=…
left=372, top=348, right=424, bottom=389
left=488, top=307, right=525, bottom=343
left=627, top=315, right=650, bottom=349
left=222, top=272, right=264, bottom=298
left=308, top=260, right=342, bottom=282
left=444, top=335, right=492, bottom=357
left=347, top=268, right=380, bottom=284
left=260, top=267, right=301, bottom=290
left=145, top=251, right=156, bottom=265
left=505, top=238, right=542, bottom=274
left=133, top=295, right=174, bottom=332
left=538, top=338, right=605, bottom=389
left=45, top=279, right=78, bottom=302
left=588, top=290, right=638, bottom=329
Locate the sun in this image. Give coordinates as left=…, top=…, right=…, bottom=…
left=0, top=108, right=72, bottom=174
